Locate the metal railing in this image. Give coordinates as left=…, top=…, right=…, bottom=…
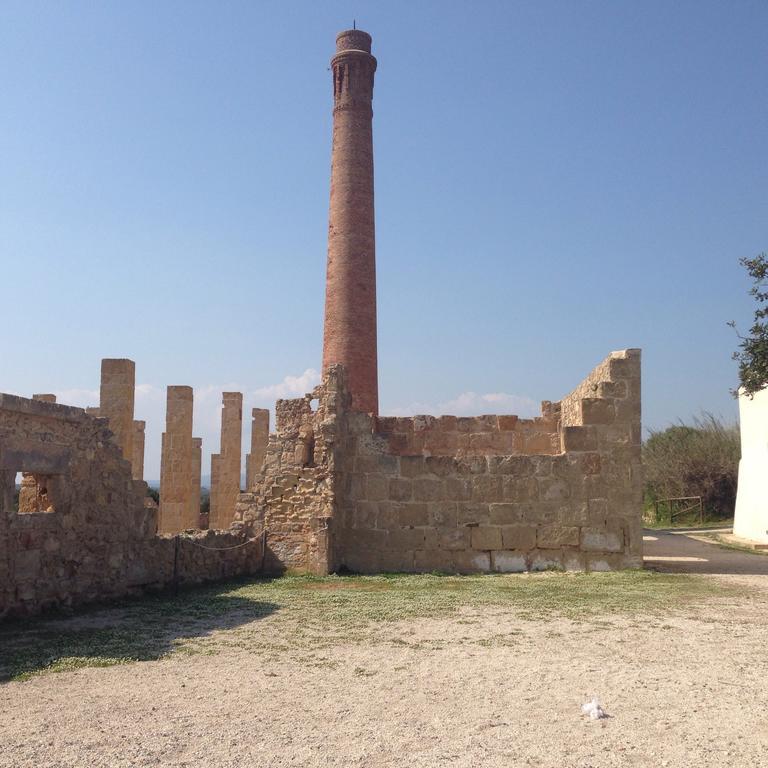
left=653, top=496, right=704, bottom=526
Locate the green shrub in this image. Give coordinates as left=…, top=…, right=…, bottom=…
left=643, top=413, right=740, bottom=520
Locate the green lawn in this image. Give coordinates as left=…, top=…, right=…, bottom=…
left=0, top=570, right=731, bottom=683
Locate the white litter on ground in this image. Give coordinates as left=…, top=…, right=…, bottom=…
left=581, top=698, right=607, bottom=720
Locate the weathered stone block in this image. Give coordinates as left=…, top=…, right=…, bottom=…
left=489, top=503, right=523, bottom=525
left=587, top=497, right=609, bottom=524
left=537, top=524, right=579, bottom=549
left=471, top=526, right=502, bottom=550
left=502, top=476, right=539, bottom=502
left=562, top=552, right=587, bottom=571
left=497, top=415, right=519, bottom=431
left=413, top=477, right=446, bottom=502
left=472, top=475, right=502, bottom=502
left=562, top=426, right=598, bottom=452
left=597, top=380, right=627, bottom=399
left=354, top=501, right=378, bottom=529
left=529, top=552, right=563, bottom=571
left=14, top=549, right=41, bottom=580
left=399, top=456, right=425, bottom=478
left=492, top=551, right=527, bottom=573
left=457, top=502, right=491, bottom=526
left=388, top=528, right=426, bottom=550
left=455, top=456, right=487, bottom=474
left=581, top=397, right=616, bottom=424
left=452, top=550, right=491, bottom=573
left=500, top=525, right=537, bottom=550
left=427, top=502, right=457, bottom=526
left=445, top=476, right=471, bottom=501
left=414, top=549, right=455, bottom=573
left=581, top=526, right=624, bottom=552
left=424, top=456, right=455, bottom=477
left=581, top=453, right=602, bottom=475
left=376, top=501, right=400, bottom=529
left=538, top=477, right=570, bottom=502
left=366, top=474, right=389, bottom=501
left=399, top=503, right=428, bottom=527
left=488, top=456, right=534, bottom=476
left=438, top=526, right=470, bottom=550
left=389, top=477, right=412, bottom=501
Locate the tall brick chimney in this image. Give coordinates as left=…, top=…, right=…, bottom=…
left=322, top=29, right=379, bottom=415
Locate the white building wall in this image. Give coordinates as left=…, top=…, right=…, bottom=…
left=734, top=387, right=768, bottom=543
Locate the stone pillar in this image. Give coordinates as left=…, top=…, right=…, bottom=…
left=245, top=408, right=270, bottom=490
left=191, top=437, right=202, bottom=527
left=132, top=420, right=146, bottom=482
left=322, top=29, right=379, bottom=415
left=209, top=392, right=243, bottom=530
left=158, top=386, right=195, bottom=534
left=99, top=359, right=135, bottom=465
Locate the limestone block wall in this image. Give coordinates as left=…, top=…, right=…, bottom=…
left=375, top=407, right=560, bottom=457
left=0, top=394, right=262, bottom=618
left=336, top=349, right=642, bottom=573
left=237, top=352, right=643, bottom=575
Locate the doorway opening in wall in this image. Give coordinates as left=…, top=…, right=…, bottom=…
left=13, top=470, right=60, bottom=514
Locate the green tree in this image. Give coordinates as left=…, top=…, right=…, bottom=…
left=730, top=252, right=768, bottom=396
left=643, top=413, right=740, bottom=519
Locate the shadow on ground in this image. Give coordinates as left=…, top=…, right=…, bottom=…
left=0, top=580, right=279, bottom=682
left=644, top=528, right=768, bottom=576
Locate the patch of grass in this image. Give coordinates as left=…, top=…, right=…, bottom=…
left=644, top=518, right=734, bottom=531
left=0, top=570, right=735, bottom=682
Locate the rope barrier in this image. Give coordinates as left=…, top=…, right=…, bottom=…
left=180, top=526, right=266, bottom=552
left=171, top=527, right=268, bottom=590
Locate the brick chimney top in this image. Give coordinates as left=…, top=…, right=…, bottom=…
left=336, top=29, right=372, bottom=53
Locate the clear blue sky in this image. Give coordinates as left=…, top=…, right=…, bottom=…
left=2, top=1, right=766, bottom=480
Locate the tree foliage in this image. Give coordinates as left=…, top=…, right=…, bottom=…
left=730, top=252, right=768, bottom=396
left=643, top=413, right=740, bottom=519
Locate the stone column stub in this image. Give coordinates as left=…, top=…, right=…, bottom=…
left=209, top=392, right=243, bottom=530
left=246, top=408, right=270, bottom=491
left=99, top=358, right=136, bottom=467
left=158, top=385, right=195, bottom=534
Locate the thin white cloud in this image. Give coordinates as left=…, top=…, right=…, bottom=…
left=52, top=388, right=99, bottom=408
left=386, top=390, right=540, bottom=418
left=252, top=368, right=320, bottom=400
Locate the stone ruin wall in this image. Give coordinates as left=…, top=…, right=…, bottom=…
left=375, top=407, right=560, bottom=457
left=0, top=394, right=261, bottom=618
left=236, top=384, right=343, bottom=575
left=236, top=350, right=642, bottom=574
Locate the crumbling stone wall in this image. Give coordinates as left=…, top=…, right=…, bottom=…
left=0, top=394, right=261, bottom=618
left=235, top=373, right=348, bottom=574
left=237, top=350, right=642, bottom=574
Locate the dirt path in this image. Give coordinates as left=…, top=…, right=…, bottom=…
left=2, top=568, right=768, bottom=767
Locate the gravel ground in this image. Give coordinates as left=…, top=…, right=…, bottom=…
left=2, top=568, right=767, bottom=767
